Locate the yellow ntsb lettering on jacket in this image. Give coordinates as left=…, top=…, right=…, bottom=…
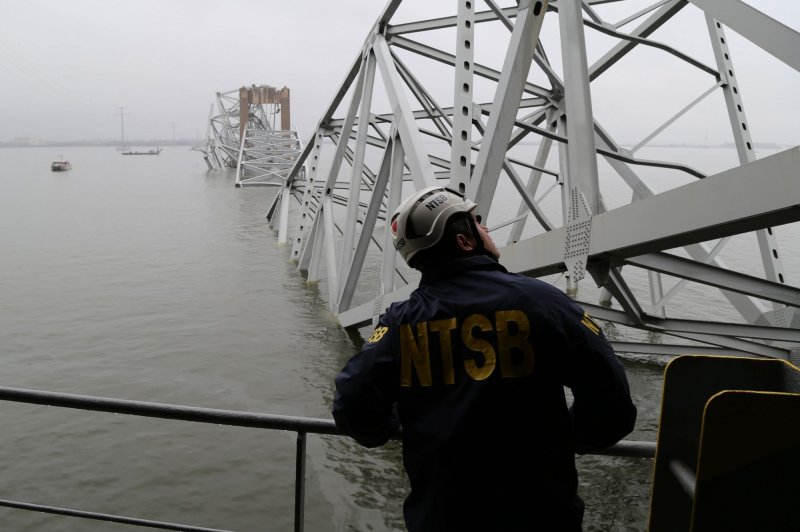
left=400, top=310, right=534, bottom=387
left=367, top=326, right=389, bottom=343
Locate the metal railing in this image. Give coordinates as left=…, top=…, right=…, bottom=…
left=0, top=385, right=655, bottom=531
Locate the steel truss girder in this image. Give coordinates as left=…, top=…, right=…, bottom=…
left=501, top=148, right=800, bottom=274
left=264, top=0, right=799, bottom=360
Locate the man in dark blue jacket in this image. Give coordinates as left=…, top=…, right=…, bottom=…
left=333, top=186, right=637, bottom=531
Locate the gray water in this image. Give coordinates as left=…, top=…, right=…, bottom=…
left=0, top=145, right=787, bottom=531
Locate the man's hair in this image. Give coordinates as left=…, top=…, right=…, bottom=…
left=409, top=212, right=477, bottom=270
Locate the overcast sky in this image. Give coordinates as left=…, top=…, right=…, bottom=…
left=1, top=0, right=797, bottom=145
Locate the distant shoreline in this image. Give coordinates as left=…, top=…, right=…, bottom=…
left=0, top=140, right=202, bottom=148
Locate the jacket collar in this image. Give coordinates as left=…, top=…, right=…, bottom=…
left=419, top=255, right=506, bottom=285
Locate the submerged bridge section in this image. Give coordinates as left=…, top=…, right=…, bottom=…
left=195, top=84, right=303, bottom=187
left=266, top=0, right=799, bottom=361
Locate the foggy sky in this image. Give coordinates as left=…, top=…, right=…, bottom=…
left=1, top=0, right=798, bottom=146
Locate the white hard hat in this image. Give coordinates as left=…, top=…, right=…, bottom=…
left=390, top=186, right=477, bottom=265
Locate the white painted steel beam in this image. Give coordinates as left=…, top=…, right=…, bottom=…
left=449, top=0, right=475, bottom=192
left=381, top=135, right=407, bottom=296
left=373, top=34, right=436, bottom=189
left=389, top=36, right=553, bottom=99
left=705, top=14, right=790, bottom=328
left=338, top=51, right=378, bottom=302
left=588, top=0, right=687, bottom=81
left=501, top=147, right=800, bottom=276
left=623, top=253, right=800, bottom=308
left=469, top=0, right=549, bottom=213
left=290, top=129, right=324, bottom=260
left=387, top=6, right=518, bottom=35
left=338, top=140, right=393, bottom=313
left=690, top=0, right=800, bottom=72
left=321, top=196, right=340, bottom=309
left=558, top=0, right=601, bottom=215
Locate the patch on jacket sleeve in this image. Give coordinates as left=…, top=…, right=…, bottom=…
left=581, top=312, right=601, bottom=335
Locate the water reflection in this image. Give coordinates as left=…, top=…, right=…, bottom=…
left=579, top=455, right=653, bottom=531
left=328, top=438, right=408, bottom=531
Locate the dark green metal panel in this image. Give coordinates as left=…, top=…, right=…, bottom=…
left=692, top=390, right=800, bottom=531
left=648, top=355, right=800, bottom=532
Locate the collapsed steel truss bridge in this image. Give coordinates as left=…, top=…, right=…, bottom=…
left=195, top=85, right=303, bottom=187
left=257, top=0, right=797, bottom=360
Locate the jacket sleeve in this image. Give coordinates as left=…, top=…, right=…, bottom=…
left=332, top=317, right=400, bottom=448
left=546, top=291, right=637, bottom=453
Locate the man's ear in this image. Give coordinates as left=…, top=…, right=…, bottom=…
left=455, top=233, right=475, bottom=252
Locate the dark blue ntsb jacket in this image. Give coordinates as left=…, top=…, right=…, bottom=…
left=333, top=255, right=636, bottom=532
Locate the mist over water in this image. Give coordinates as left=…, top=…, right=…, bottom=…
left=0, top=146, right=794, bottom=530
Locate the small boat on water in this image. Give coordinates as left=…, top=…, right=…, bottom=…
left=122, top=147, right=162, bottom=156
left=50, top=158, right=72, bottom=172
left=117, top=107, right=162, bottom=156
